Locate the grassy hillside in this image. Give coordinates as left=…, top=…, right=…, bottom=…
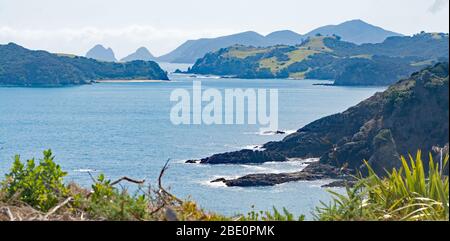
left=188, top=33, right=449, bottom=86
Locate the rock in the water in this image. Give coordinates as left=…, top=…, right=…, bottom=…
left=220, top=162, right=345, bottom=187
left=210, top=178, right=226, bottom=183
left=185, top=160, right=199, bottom=164
left=262, top=130, right=286, bottom=135
left=199, top=150, right=287, bottom=165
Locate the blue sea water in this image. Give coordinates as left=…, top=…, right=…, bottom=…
left=0, top=67, right=385, bottom=219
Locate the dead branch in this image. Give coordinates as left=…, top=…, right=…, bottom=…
left=43, top=197, right=73, bottom=220
left=149, top=202, right=166, bottom=215
left=157, top=159, right=183, bottom=204
left=111, top=176, right=145, bottom=186
left=87, top=171, right=97, bottom=183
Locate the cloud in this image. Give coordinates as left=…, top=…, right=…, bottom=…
left=429, top=0, right=449, bottom=14
left=0, top=25, right=239, bottom=57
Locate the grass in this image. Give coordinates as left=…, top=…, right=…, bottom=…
left=288, top=71, right=308, bottom=79
left=259, top=57, right=282, bottom=72
left=257, top=38, right=330, bottom=73
left=55, top=53, right=78, bottom=58
left=258, top=48, right=319, bottom=74
left=227, top=47, right=270, bottom=59
left=225, top=36, right=335, bottom=74
left=301, top=36, right=333, bottom=52
left=287, top=48, right=319, bottom=62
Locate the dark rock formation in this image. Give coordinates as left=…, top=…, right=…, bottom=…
left=193, top=150, right=287, bottom=165
left=214, top=162, right=349, bottom=187
left=191, top=63, right=449, bottom=181
left=210, top=178, right=226, bottom=183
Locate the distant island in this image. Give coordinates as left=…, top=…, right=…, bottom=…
left=158, top=19, right=403, bottom=63
left=0, top=43, right=169, bottom=87
left=121, top=47, right=157, bottom=62
left=185, top=32, right=449, bottom=86
left=85, top=44, right=118, bottom=62
left=188, top=62, right=449, bottom=187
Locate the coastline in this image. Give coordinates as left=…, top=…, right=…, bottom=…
left=95, top=79, right=170, bottom=83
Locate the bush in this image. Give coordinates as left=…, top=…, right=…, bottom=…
left=315, top=150, right=449, bottom=221
left=1, top=150, right=68, bottom=211
left=73, top=173, right=151, bottom=220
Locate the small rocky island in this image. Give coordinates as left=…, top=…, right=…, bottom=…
left=187, top=63, right=450, bottom=187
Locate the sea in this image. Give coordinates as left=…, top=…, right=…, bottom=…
left=0, top=63, right=385, bottom=219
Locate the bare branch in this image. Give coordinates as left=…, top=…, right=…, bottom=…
left=87, top=171, right=97, bottom=183
left=111, top=176, right=145, bottom=186
left=157, top=159, right=183, bottom=204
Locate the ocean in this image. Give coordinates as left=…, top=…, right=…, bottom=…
left=0, top=64, right=385, bottom=219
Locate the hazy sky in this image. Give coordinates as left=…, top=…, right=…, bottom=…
left=0, top=0, right=448, bottom=57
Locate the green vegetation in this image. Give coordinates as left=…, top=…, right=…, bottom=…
left=316, top=151, right=449, bottom=221
left=239, top=207, right=305, bottom=221
left=1, top=149, right=448, bottom=221
left=0, top=150, right=301, bottom=221
left=188, top=33, right=449, bottom=85
left=0, top=43, right=169, bottom=87
left=2, top=150, right=68, bottom=211
left=226, top=46, right=271, bottom=59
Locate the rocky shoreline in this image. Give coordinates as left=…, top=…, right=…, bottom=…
left=186, top=63, right=449, bottom=188
left=209, top=161, right=355, bottom=188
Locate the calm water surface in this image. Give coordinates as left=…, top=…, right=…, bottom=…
left=0, top=66, right=385, bottom=219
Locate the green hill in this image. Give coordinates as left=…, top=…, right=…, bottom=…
left=187, top=32, right=449, bottom=86
left=0, top=43, right=169, bottom=87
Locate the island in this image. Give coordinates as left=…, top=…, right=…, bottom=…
left=0, top=43, right=169, bottom=87
left=185, top=33, right=449, bottom=86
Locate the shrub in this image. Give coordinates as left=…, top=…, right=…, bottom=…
left=73, top=173, right=151, bottom=220
left=1, top=150, right=68, bottom=211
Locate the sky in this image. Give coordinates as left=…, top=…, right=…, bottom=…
left=0, top=0, right=448, bottom=58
